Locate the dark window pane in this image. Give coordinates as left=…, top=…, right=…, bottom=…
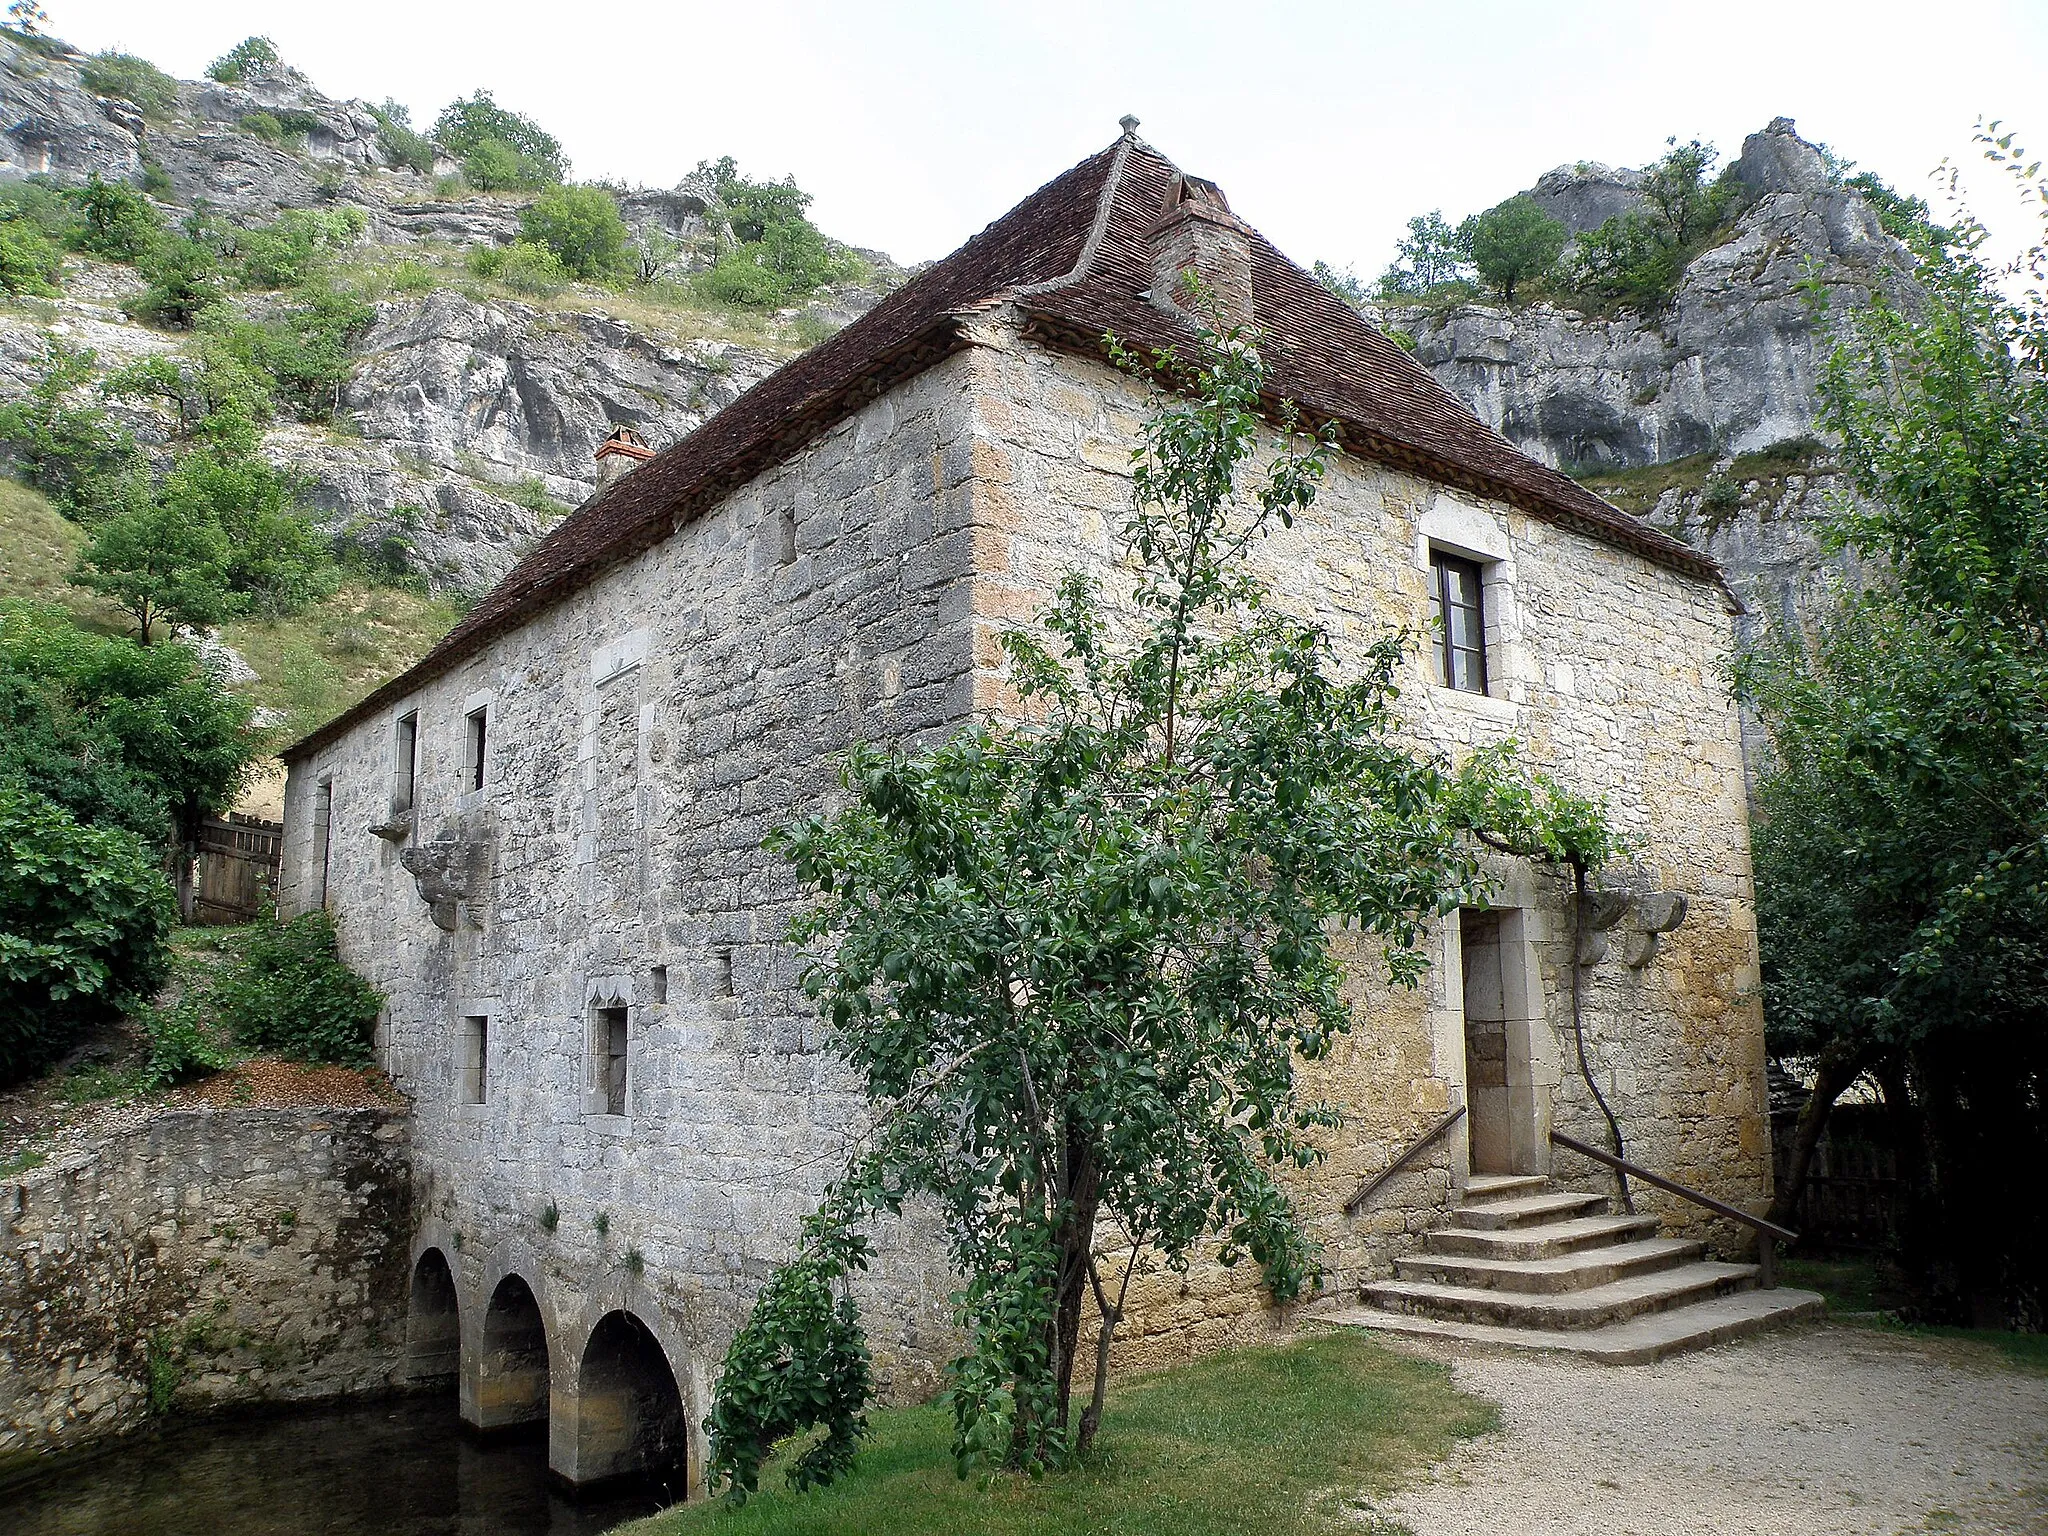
left=1431, top=551, right=1488, bottom=695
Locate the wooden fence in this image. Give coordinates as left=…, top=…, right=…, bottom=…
left=189, top=812, right=283, bottom=925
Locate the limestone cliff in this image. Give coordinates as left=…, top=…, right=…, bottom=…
left=1388, top=119, right=1922, bottom=626
left=0, top=32, right=898, bottom=594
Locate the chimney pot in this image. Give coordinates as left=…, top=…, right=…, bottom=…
left=594, top=424, right=655, bottom=487
left=1146, top=174, right=1255, bottom=333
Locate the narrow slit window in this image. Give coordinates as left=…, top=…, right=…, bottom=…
left=776, top=506, right=797, bottom=567
left=312, top=779, right=334, bottom=907
left=595, top=1005, right=629, bottom=1116
left=464, top=707, right=488, bottom=792
left=460, top=1015, right=488, bottom=1105
left=649, top=965, right=668, bottom=1004
left=394, top=712, right=418, bottom=812
left=1431, top=551, right=1488, bottom=695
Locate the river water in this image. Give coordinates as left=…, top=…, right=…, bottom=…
left=5, top=1396, right=671, bottom=1536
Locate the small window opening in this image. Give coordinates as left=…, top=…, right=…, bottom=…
left=776, top=507, right=797, bottom=567
left=312, top=778, right=334, bottom=907
left=460, top=1015, right=488, bottom=1105
left=649, top=965, right=668, bottom=1004
left=464, top=707, right=488, bottom=792
left=1430, top=551, right=1489, bottom=694
left=595, top=1005, right=629, bottom=1116
left=394, top=712, right=418, bottom=812
left=715, top=948, right=734, bottom=997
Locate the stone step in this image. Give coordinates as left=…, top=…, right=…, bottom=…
left=1321, top=1286, right=1825, bottom=1365
left=1396, top=1236, right=1705, bottom=1294
left=1448, top=1190, right=1609, bottom=1230
left=1460, top=1173, right=1551, bottom=1203
left=1362, top=1260, right=1757, bottom=1330
left=1427, top=1213, right=1661, bottom=1260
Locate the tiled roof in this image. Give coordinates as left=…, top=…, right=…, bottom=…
left=286, top=133, right=1725, bottom=759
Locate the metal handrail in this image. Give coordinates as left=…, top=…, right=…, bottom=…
left=1550, top=1129, right=1797, bottom=1288
left=1344, top=1104, right=1466, bottom=1215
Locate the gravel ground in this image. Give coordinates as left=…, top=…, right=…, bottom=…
left=1360, top=1322, right=2048, bottom=1536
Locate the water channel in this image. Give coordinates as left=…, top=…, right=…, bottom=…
left=6, top=1395, right=672, bottom=1536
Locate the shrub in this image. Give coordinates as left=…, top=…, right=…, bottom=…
left=0, top=784, right=174, bottom=1088
left=462, top=138, right=549, bottom=193
left=520, top=183, right=631, bottom=281
left=0, top=215, right=60, bottom=296
left=211, top=908, right=381, bottom=1065
left=209, top=283, right=376, bottom=421
left=206, top=36, right=291, bottom=85
left=133, top=235, right=229, bottom=327
left=80, top=51, right=179, bottom=117
left=139, top=994, right=234, bottom=1086
left=493, top=240, right=568, bottom=298
left=139, top=158, right=173, bottom=198
left=236, top=207, right=366, bottom=290
left=0, top=345, right=142, bottom=518
left=238, top=111, right=284, bottom=144
left=433, top=91, right=565, bottom=184
left=369, top=99, right=435, bottom=175
left=0, top=180, right=81, bottom=246
left=66, top=174, right=162, bottom=263
left=693, top=156, right=862, bottom=307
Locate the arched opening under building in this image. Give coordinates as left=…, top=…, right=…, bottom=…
left=404, top=1247, right=461, bottom=1389
left=474, top=1273, right=550, bottom=1430
left=573, top=1310, right=687, bottom=1496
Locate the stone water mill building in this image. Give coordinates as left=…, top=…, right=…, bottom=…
left=281, top=123, right=1812, bottom=1497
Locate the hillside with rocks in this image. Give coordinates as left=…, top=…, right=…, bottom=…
left=0, top=28, right=900, bottom=611
left=1379, top=118, right=1924, bottom=631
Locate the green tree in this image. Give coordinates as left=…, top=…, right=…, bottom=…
left=1465, top=196, right=1565, bottom=301
left=1376, top=210, right=1472, bottom=297
left=0, top=213, right=60, bottom=295
left=433, top=90, right=565, bottom=185
left=369, top=99, right=435, bottom=175
left=705, top=304, right=1614, bottom=1500
left=80, top=51, right=180, bottom=117
left=160, top=449, right=338, bottom=616
left=0, top=344, right=142, bottom=519
left=133, top=234, right=230, bottom=327
left=205, top=36, right=292, bottom=85
left=0, top=783, right=174, bottom=1087
left=1639, top=137, right=1722, bottom=246
left=520, top=183, right=632, bottom=281
left=72, top=488, right=234, bottom=644
left=1734, top=133, right=2048, bottom=1324
left=67, top=174, right=163, bottom=263
left=695, top=156, right=861, bottom=308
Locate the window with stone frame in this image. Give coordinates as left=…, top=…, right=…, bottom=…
left=593, top=1004, right=629, bottom=1117
left=312, top=778, right=334, bottom=906
left=459, top=1014, right=488, bottom=1105
left=463, top=706, right=488, bottom=792
left=393, top=712, right=419, bottom=812
left=1430, top=549, right=1489, bottom=694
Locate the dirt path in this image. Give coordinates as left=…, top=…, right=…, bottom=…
left=1356, top=1322, right=2048, bottom=1536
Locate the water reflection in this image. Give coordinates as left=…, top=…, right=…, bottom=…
left=7, top=1396, right=669, bottom=1536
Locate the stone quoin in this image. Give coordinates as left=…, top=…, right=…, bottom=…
left=279, top=125, right=1772, bottom=1497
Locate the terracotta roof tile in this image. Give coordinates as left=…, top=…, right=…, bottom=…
left=287, top=134, right=1722, bottom=758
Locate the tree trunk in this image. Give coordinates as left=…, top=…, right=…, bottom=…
left=1767, top=1041, right=1869, bottom=1230
left=1047, top=1119, right=1100, bottom=1449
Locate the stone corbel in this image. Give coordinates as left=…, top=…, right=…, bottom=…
left=1576, top=888, right=1630, bottom=965
left=368, top=807, right=415, bottom=844
left=399, top=838, right=492, bottom=932
left=1622, top=891, right=1689, bottom=968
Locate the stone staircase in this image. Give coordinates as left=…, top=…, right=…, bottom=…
left=1325, top=1173, right=1823, bottom=1363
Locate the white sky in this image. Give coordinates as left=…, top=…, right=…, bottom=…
left=53, top=0, right=2048, bottom=275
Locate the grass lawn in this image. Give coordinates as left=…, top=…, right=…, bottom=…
left=1782, top=1254, right=2048, bottom=1375
left=627, top=1331, right=1496, bottom=1536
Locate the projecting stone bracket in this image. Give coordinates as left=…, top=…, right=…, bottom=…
left=399, top=838, right=492, bottom=932
left=367, top=808, right=414, bottom=844
left=1576, top=887, right=1689, bottom=967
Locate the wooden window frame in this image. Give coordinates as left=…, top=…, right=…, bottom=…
left=1430, top=549, right=1489, bottom=695
left=463, top=707, right=488, bottom=793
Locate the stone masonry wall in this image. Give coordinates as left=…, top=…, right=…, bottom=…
left=0, top=1107, right=410, bottom=1475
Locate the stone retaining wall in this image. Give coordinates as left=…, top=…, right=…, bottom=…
left=0, top=1106, right=411, bottom=1475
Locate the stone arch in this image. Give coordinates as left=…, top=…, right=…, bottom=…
left=474, top=1272, right=551, bottom=1430
left=571, top=1310, right=688, bottom=1493
left=404, top=1246, right=461, bottom=1387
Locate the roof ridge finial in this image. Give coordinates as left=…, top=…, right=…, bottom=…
left=1119, top=114, right=1140, bottom=141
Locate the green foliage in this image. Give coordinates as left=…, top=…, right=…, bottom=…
left=0, top=213, right=60, bottom=296
left=0, top=602, right=257, bottom=847
left=709, top=300, right=1613, bottom=1496
left=73, top=488, right=233, bottom=642
left=1376, top=210, right=1473, bottom=297
left=158, top=450, right=340, bottom=616
left=694, top=156, right=861, bottom=308
left=0, top=345, right=141, bottom=518
left=1465, top=196, right=1565, bottom=301
left=133, top=235, right=229, bottom=327
left=0, top=180, right=82, bottom=247
left=434, top=90, right=565, bottom=185
left=0, top=783, right=173, bottom=1087
left=66, top=174, right=163, bottom=263
left=236, top=207, right=365, bottom=289
left=139, top=158, right=173, bottom=199
left=520, top=183, right=632, bottom=281
left=210, top=284, right=376, bottom=421
left=471, top=239, right=568, bottom=298
left=1733, top=133, right=2048, bottom=1325
left=369, top=100, right=435, bottom=175
left=1564, top=138, right=1749, bottom=310
left=1845, top=171, right=1949, bottom=246
left=80, top=51, right=179, bottom=118
left=206, top=36, right=291, bottom=85
left=237, top=112, right=284, bottom=144
left=139, top=993, right=234, bottom=1087
left=206, top=907, right=382, bottom=1065
left=1309, top=260, right=1370, bottom=309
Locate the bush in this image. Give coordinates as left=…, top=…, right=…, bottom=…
left=520, top=183, right=631, bottom=281
left=0, top=784, right=174, bottom=1087
left=207, top=284, right=376, bottom=422
left=0, top=345, right=142, bottom=518
left=0, top=180, right=82, bottom=247
left=462, top=138, right=550, bottom=193
left=80, top=51, right=179, bottom=117
left=0, top=215, right=61, bottom=296
left=1467, top=196, right=1566, bottom=301
left=236, top=207, right=366, bottom=289
left=238, top=111, right=285, bottom=144
left=488, top=240, right=568, bottom=298
left=139, top=994, right=234, bottom=1086
left=369, top=100, right=435, bottom=175
left=133, top=235, right=229, bottom=327
left=66, top=175, right=162, bottom=263
left=206, top=36, right=291, bottom=85
left=693, top=156, right=862, bottom=308
left=210, top=908, right=381, bottom=1065
left=433, top=91, right=565, bottom=184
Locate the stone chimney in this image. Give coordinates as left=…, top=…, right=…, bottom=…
left=594, top=424, right=654, bottom=488
left=1146, top=173, right=1256, bottom=333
